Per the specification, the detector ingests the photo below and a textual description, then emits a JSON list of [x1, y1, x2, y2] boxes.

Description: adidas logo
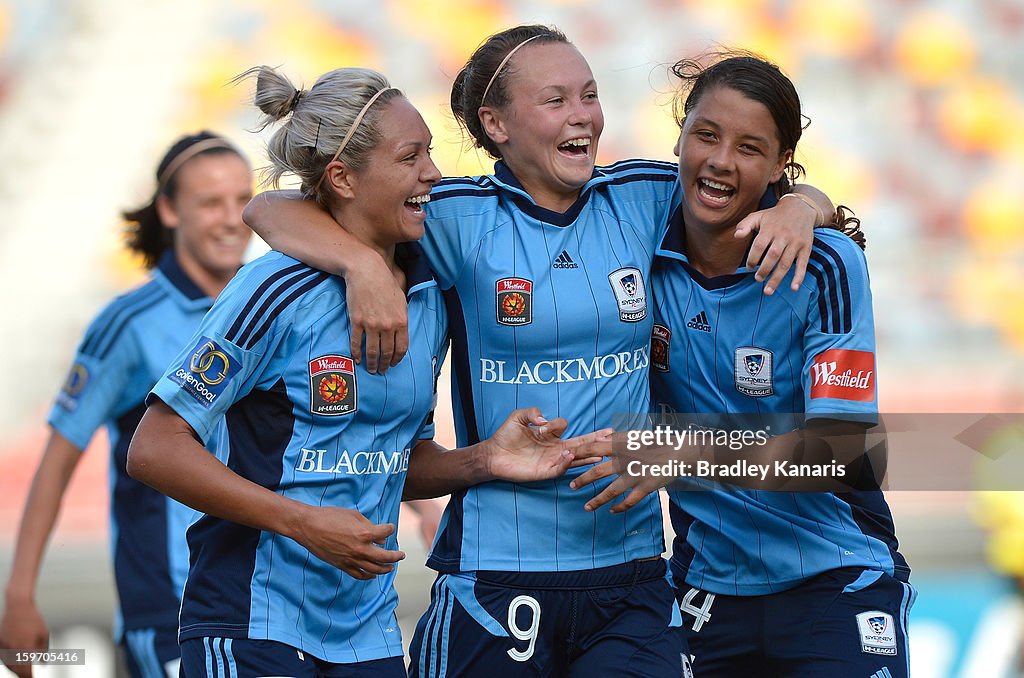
[[552, 250, 579, 269], [686, 311, 711, 333]]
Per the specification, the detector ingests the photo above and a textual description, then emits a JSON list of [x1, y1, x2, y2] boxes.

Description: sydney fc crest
[[856, 611, 897, 656], [734, 346, 773, 397], [608, 267, 647, 322]]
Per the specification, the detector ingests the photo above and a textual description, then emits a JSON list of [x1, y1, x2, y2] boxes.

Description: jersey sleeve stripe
[[813, 239, 854, 333], [81, 284, 165, 358], [435, 176, 490, 189], [224, 262, 309, 341], [806, 265, 833, 334], [604, 173, 677, 187], [429, 187, 500, 203], [240, 272, 331, 350], [600, 158, 677, 173], [809, 251, 847, 334], [227, 268, 323, 347]]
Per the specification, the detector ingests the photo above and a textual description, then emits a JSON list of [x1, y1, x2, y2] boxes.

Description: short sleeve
[[150, 257, 326, 443], [47, 305, 142, 451], [803, 232, 877, 423]]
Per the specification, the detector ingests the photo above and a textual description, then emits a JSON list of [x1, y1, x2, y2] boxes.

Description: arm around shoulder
[[243, 189, 408, 372]]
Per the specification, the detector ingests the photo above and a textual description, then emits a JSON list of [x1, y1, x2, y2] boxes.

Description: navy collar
[[156, 250, 209, 301], [490, 161, 600, 227], [655, 206, 753, 290], [395, 242, 436, 296]]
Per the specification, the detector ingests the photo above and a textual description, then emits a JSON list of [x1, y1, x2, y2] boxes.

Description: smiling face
[[480, 41, 604, 212], [158, 152, 253, 287], [340, 96, 441, 252], [675, 85, 791, 234]]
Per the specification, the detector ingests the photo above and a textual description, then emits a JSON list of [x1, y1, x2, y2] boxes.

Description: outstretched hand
[[485, 408, 613, 483], [296, 506, 405, 580], [735, 194, 817, 295], [570, 433, 677, 513]]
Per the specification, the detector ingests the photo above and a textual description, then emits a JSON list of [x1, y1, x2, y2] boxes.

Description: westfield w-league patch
[[497, 277, 533, 326], [652, 324, 671, 372], [309, 355, 357, 416]]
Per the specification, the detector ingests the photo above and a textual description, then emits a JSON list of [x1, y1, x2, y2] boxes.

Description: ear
[[155, 194, 179, 230], [770, 149, 793, 184], [478, 106, 510, 146], [324, 160, 357, 200], [672, 130, 683, 158]]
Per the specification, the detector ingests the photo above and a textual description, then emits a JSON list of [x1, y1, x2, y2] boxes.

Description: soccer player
[[575, 54, 914, 677], [0, 132, 253, 678], [241, 25, 836, 677], [126, 65, 601, 678]]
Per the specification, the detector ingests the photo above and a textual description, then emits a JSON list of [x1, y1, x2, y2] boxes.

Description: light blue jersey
[[150, 245, 447, 663], [651, 222, 909, 596], [422, 160, 678, 573], [48, 252, 210, 637]]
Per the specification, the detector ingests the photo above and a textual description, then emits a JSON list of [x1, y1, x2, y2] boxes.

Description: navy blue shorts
[[122, 626, 180, 678], [409, 558, 689, 677], [674, 567, 916, 677], [179, 637, 407, 678]]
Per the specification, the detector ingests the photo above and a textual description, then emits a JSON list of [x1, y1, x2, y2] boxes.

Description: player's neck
[[684, 223, 750, 278], [328, 205, 405, 291], [173, 252, 236, 299]]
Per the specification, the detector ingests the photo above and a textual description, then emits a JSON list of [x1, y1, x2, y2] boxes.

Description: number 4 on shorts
[[679, 587, 715, 632]]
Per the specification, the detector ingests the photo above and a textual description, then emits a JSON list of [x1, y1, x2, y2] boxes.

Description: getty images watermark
[[624, 424, 848, 484], [606, 412, 1024, 491]]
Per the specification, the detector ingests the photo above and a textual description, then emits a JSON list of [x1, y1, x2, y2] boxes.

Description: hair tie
[[287, 88, 304, 114], [481, 35, 542, 105]]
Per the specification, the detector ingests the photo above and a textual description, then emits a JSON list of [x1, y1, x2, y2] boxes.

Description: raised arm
[[736, 183, 835, 295], [243, 190, 408, 373], [0, 432, 82, 678], [127, 400, 405, 580]]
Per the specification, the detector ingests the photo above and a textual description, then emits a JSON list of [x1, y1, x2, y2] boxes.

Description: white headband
[[481, 35, 542, 105], [318, 86, 398, 189], [157, 138, 235, 190]]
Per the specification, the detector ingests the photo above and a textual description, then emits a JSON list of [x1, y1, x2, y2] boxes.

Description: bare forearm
[[4, 433, 81, 602], [403, 439, 493, 500], [243, 190, 376, 275]]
